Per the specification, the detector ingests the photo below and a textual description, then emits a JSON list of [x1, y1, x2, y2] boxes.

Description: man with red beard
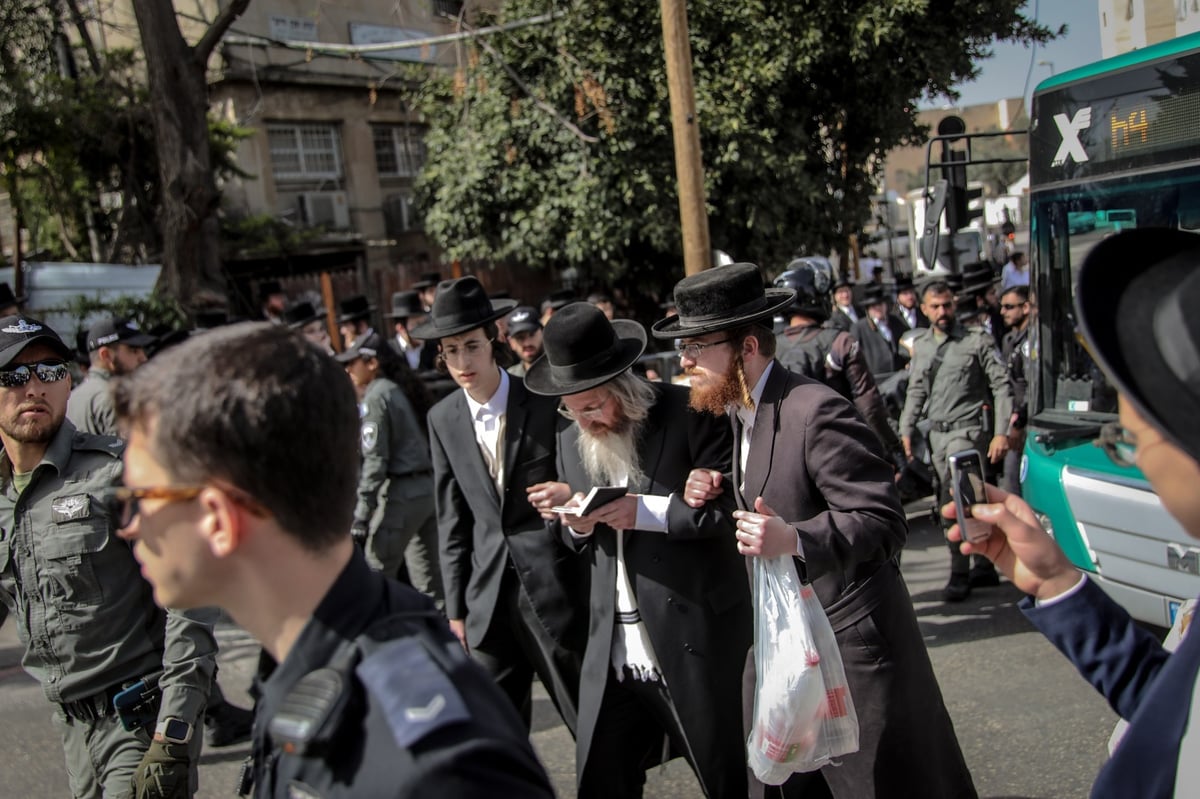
[[0, 316, 217, 797], [657, 264, 976, 799], [525, 302, 749, 799]]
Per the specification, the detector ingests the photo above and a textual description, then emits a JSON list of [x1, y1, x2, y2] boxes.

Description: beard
[[688, 356, 751, 416], [1, 402, 63, 445], [577, 416, 644, 487]]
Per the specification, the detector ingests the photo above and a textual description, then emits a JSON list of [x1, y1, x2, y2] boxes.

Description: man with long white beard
[[524, 302, 750, 799]]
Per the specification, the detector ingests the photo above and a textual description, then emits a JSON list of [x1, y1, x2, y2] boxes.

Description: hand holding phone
[[949, 449, 992, 544]]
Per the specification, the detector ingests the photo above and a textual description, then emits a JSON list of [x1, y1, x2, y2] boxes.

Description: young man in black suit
[[412, 278, 584, 734]]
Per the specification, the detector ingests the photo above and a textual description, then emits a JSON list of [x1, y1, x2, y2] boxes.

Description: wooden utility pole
[[660, 0, 710, 276]]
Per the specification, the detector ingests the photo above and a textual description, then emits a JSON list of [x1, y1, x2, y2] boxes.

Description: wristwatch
[[154, 717, 194, 744]]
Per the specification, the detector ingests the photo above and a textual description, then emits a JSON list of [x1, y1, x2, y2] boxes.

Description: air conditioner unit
[[298, 191, 351, 230]]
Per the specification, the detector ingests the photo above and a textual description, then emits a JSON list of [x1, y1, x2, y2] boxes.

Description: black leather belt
[[932, 420, 974, 433], [59, 684, 122, 722]]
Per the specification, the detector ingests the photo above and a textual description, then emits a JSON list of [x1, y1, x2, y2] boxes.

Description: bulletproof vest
[[778, 327, 854, 401]]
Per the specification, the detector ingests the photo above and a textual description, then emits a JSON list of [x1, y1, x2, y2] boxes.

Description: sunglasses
[[0, 360, 69, 388]]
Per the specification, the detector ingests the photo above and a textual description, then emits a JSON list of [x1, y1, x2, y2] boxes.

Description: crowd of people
[[0, 231, 1192, 798]]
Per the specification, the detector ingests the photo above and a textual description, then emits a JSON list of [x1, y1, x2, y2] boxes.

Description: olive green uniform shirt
[[355, 377, 433, 526], [899, 324, 1014, 439], [65, 366, 117, 436], [0, 420, 215, 723]]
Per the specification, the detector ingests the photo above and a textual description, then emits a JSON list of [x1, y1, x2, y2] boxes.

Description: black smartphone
[[948, 449, 991, 543]]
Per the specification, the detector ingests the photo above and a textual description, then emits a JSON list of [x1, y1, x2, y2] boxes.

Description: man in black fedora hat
[[526, 302, 748, 799], [411, 277, 584, 735], [829, 276, 860, 332], [943, 228, 1200, 797], [851, 283, 907, 377], [337, 295, 377, 351], [661, 263, 976, 799], [411, 272, 443, 313], [257, 279, 287, 324], [283, 299, 333, 354], [893, 274, 928, 331], [385, 290, 434, 371]]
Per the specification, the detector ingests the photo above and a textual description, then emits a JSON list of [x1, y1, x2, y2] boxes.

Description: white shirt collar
[[465, 367, 509, 422]]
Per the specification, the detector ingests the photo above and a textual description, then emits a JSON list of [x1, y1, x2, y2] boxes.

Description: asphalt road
[[0, 502, 1120, 798]]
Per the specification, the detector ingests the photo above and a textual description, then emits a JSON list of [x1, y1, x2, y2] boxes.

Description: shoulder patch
[[356, 636, 471, 750], [361, 422, 379, 451]]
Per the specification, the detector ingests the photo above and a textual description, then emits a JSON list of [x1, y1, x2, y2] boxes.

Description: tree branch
[[193, 0, 251, 65]]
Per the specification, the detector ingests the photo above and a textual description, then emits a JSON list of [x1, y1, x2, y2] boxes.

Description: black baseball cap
[[0, 316, 72, 368], [505, 306, 541, 335], [86, 317, 156, 352]]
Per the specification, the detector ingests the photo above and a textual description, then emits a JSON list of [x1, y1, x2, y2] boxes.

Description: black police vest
[[778, 327, 854, 401]]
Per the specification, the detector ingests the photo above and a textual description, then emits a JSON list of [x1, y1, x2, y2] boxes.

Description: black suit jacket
[[556, 383, 749, 797], [737, 364, 975, 796], [428, 378, 582, 651], [850, 314, 905, 377]]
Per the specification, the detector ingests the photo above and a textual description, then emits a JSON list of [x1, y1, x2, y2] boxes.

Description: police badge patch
[[51, 495, 91, 522], [361, 422, 379, 451]]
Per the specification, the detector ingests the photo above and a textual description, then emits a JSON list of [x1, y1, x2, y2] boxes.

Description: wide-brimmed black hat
[[651, 263, 794, 339], [408, 277, 516, 340], [283, 300, 324, 329], [861, 283, 891, 307], [1077, 228, 1200, 464], [894, 274, 916, 291], [411, 272, 443, 291], [541, 289, 576, 314], [525, 302, 647, 396], [956, 263, 995, 300], [386, 291, 425, 320], [258, 280, 285, 303], [337, 295, 374, 324], [831, 276, 854, 292], [0, 316, 72, 368]]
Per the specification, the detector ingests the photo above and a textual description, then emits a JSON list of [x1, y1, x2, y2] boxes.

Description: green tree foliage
[[414, 1, 1057, 289]]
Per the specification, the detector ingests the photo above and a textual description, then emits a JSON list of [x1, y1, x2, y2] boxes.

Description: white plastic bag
[[747, 555, 859, 784]]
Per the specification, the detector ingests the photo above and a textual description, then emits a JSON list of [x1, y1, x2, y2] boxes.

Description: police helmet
[[774, 260, 832, 323]]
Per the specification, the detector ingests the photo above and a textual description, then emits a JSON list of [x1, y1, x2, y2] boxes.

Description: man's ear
[[742, 334, 759, 359], [198, 486, 242, 558]]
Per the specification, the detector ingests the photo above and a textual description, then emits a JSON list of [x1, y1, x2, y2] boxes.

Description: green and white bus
[[1023, 32, 1200, 628]]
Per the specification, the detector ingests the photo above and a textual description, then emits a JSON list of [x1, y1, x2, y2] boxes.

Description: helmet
[[774, 260, 832, 322]]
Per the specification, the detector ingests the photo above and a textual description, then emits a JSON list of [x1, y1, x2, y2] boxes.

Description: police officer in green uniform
[[0, 315, 216, 798], [108, 321, 554, 798], [338, 338, 443, 607], [899, 280, 1013, 601], [66, 317, 154, 435]]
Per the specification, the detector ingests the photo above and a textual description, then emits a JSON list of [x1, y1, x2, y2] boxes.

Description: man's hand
[[683, 468, 724, 508], [527, 481, 572, 520], [1007, 427, 1026, 451], [901, 435, 913, 461], [133, 740, 190, 799], [350, 521, 369, 548], [448, 618, 469, 654], [732, 497, 799, 558], [943, 483, 1082, 602], [559, 493, 596, 536], [578, 495, 638, 532], [986, 434, 1010, 463]]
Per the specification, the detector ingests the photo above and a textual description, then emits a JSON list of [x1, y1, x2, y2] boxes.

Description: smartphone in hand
[[949, 449, 992, 543]]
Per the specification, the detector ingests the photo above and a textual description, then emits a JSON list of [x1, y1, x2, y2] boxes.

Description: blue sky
[[923, 4, 1103, 109]]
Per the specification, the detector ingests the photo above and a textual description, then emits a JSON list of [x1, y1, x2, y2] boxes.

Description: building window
[[373, 125, 427, 178], [383, 193, 423, 235], [268, 124, 343, 180]]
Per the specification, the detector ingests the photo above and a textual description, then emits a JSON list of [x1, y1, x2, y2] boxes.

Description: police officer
[[109, 321, 552, 797], [999, 285, 1034, 495], [773, 265, 905, 464], [899, 280, 1013, 601], [66, 316, 155, 435], [0, 315, 217, 797], [337, 340, 442, 607]]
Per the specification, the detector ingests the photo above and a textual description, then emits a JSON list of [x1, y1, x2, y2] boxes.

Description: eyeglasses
[[440, 339, 492, 361], [1094, 422, 1137, 468], [558, 393, 612, 421], [676, 339, 731, 360], [0, 360, 69, 388], [102, 485, 205, 529]]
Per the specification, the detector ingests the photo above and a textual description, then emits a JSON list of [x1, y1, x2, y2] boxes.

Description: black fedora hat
[[407, 277, 517, 340], [283, 300, 324, 329], [525, 302, 647, 396], [386, 290, 425, 320], [861, 283, 891, 307], [1077, 228, 1200, 463], [894, 274, 916, 291], [411, 272, 442, 291], [258, 280, 285, 302], [830, 276, 854, 292], [337, 295, 374, 324], [651, 263, 794, 339]]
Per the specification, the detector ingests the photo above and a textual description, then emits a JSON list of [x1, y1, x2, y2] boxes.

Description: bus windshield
[[1031, 167, 1200, 424]]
